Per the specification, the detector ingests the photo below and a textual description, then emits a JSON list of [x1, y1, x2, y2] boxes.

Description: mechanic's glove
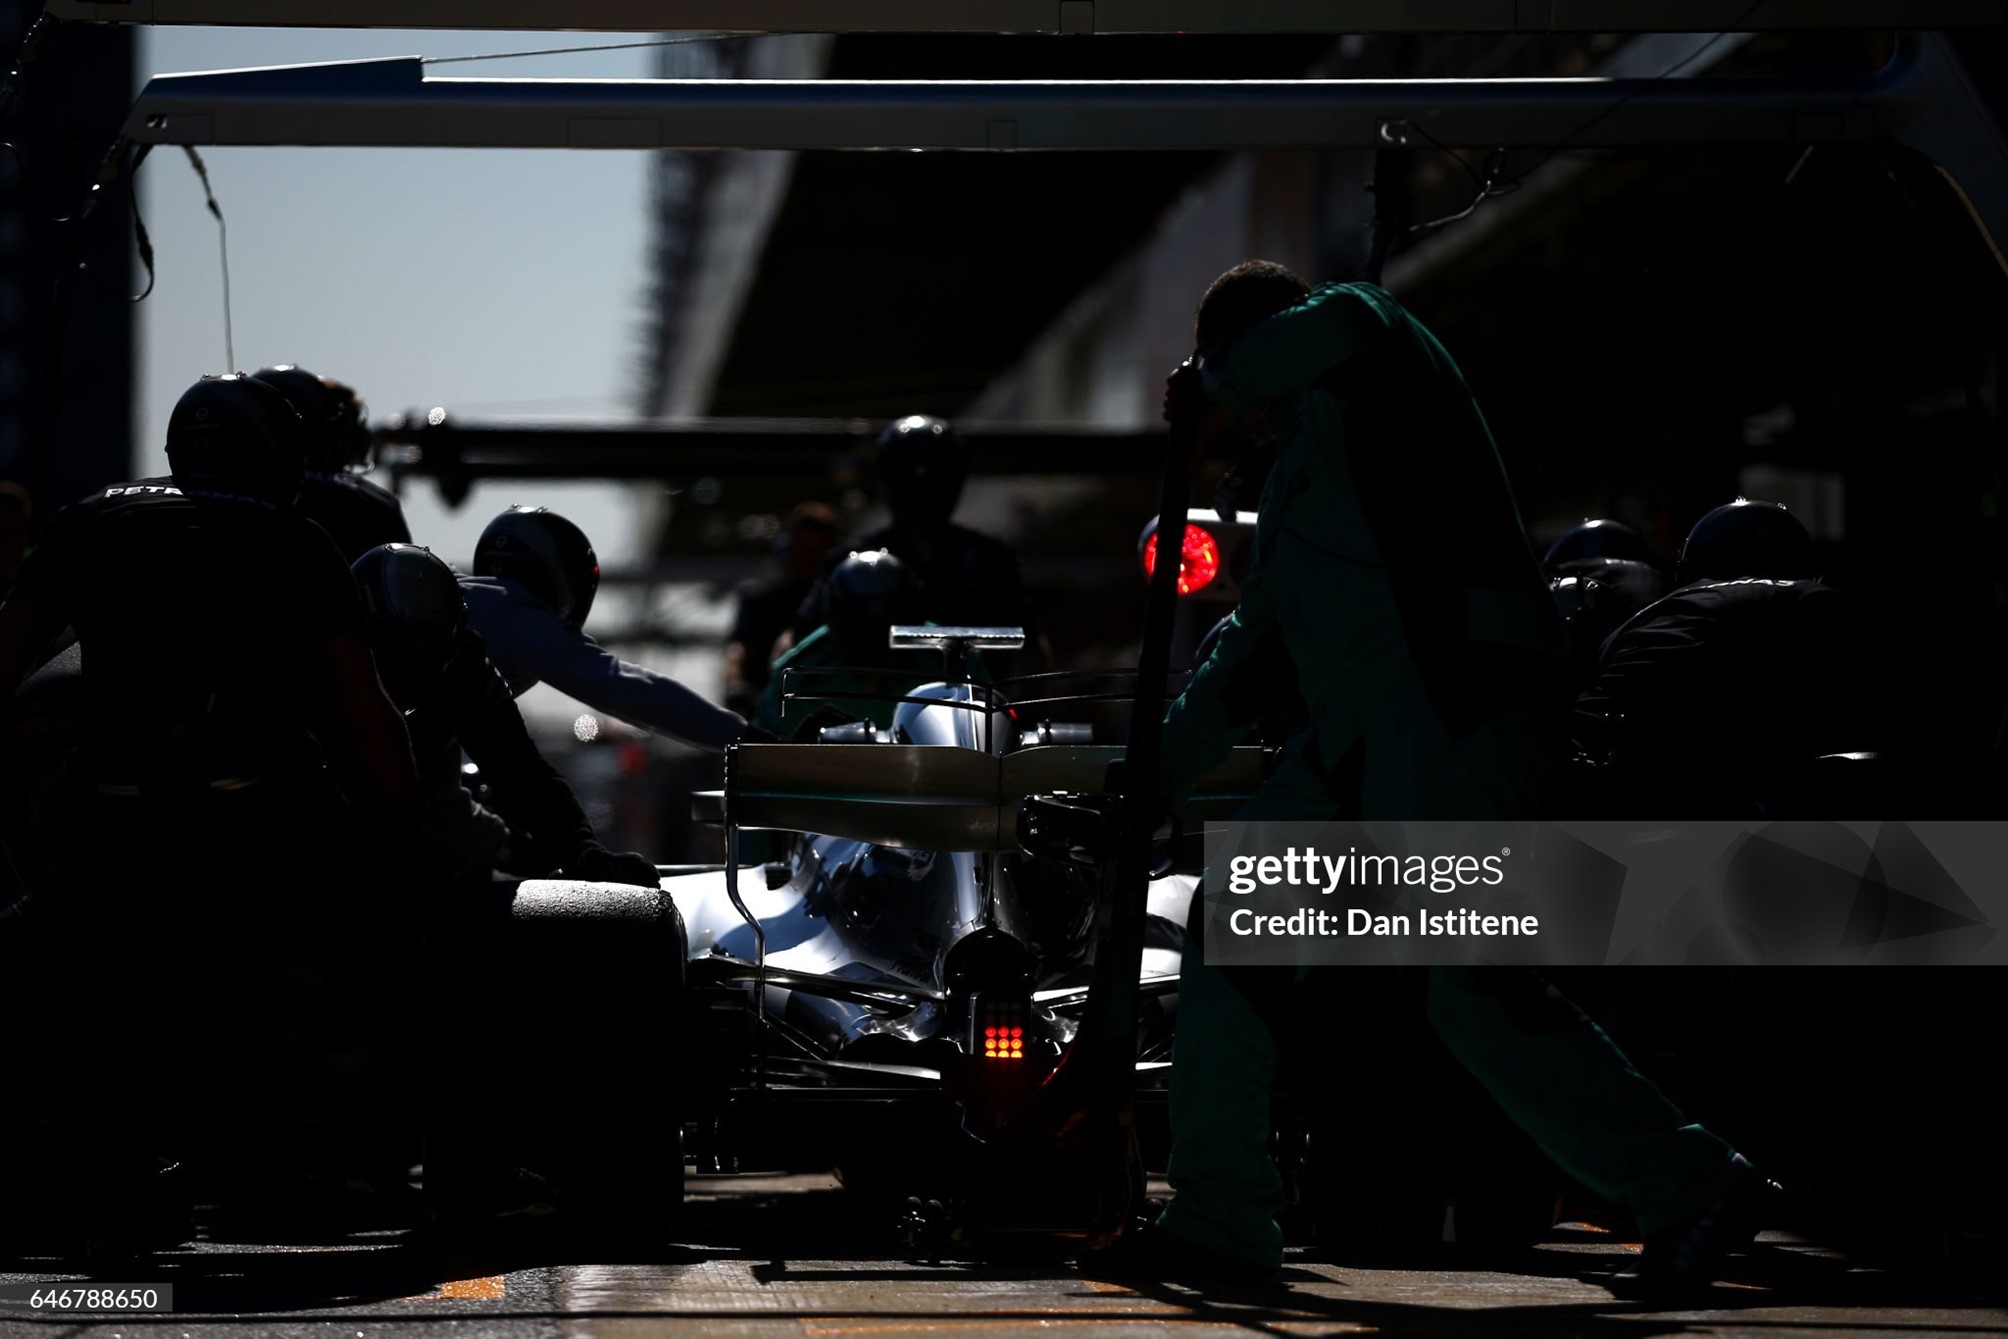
[[561, 845, 661, 888], [739, 725, 782, 745], [1162, 357, 1204, 422], [1162, 358, 1233, 455]]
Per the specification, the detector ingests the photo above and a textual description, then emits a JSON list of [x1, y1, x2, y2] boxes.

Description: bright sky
[[134, 26, 665, 573]]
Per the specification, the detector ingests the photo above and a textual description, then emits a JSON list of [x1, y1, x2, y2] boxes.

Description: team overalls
[[1153, 284, 1741, 1268]]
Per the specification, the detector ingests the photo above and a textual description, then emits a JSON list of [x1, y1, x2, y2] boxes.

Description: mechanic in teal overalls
[[1134, 262, 1767, 1286]]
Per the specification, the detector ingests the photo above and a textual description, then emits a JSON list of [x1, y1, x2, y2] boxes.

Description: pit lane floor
[[2, 1173, 2002, 1339]]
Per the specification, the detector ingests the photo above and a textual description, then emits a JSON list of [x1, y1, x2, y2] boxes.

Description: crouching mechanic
[[351, 542, 660, 886], [1542, 518, 1669, 694], [461, 505, 760, 750], [352, 541, 667, 1234], [1574, 498, 1887, 815], [1123, 261, 1770, 1288], [0, 374, 431, 1253]]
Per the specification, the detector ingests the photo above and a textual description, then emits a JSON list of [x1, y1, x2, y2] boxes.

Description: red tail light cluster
[[1142, 524, 1222, 596], [979, 999, 1028, 1061]]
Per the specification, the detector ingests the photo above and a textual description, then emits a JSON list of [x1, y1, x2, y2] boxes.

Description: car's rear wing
[[693, 743, 1263, 850]]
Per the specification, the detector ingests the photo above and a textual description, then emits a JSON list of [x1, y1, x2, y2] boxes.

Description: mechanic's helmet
[[351, 543, 466, 713], [1544, 518, 1653, 573], [251, 364, 356, 473], [473, 505, 600, 629], [824, 548, 924, 666], [1551, 558, 1667, 660], [166, 372, 309, 507], [1676, 498, 1817, 587], [322, 379, 373, 470], [874, 415, 968, 523]]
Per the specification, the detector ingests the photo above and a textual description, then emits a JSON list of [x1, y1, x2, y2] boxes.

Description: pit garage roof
[[701, 34, 1332, 418]]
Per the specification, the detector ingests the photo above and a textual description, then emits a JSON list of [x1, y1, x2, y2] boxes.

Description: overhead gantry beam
[[119, 39, 1932, 152], [95, 32, 2008, 272], [42, 0, 2008, 33]]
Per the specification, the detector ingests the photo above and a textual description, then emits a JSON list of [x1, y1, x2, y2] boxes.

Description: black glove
[[1162, 357, 1234, 457], [561, 846, 661, 888], [1161, 357, 1208, 427]]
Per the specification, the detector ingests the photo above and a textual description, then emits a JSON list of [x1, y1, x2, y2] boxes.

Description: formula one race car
[[631, 627, 1259, 1228]]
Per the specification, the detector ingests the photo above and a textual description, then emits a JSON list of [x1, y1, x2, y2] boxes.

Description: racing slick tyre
[[505, 879, 690, 1245]]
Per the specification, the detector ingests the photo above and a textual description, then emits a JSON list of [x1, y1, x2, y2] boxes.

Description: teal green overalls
[[1153, 283, 1740, 1268]]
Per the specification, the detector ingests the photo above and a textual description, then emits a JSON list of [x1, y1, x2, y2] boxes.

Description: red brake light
[[1142, 525, 1222, 596], [981, 1011, 1026, 1061]]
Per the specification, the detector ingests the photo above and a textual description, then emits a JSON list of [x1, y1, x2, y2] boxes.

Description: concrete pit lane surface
[[3, 1173, 2004, 1338]]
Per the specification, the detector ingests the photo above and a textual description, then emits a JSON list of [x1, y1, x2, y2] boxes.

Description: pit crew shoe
[[1080, 1219, 1281, 1288], [1619, 1154, 1781, 1294]]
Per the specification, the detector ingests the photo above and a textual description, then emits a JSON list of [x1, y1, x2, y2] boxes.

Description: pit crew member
[[352, 541, 660, 886], [252, 364, 412, 562], [458, 505, 760, 750], [1124, 261, 1769, 1288]]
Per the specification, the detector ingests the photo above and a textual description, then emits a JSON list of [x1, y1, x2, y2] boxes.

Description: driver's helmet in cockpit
[[825, 548, 925, 668]]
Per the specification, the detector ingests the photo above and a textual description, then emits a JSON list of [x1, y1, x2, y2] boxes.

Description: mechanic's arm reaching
[[441, 629, 658, 886], [1198, 282, 1399, 410], [1153, 351, 1306, 806], [1153, 287, 1398, 802], [472, 585, 748, 750]]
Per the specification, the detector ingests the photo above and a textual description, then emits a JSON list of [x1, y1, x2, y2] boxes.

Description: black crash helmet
[[1544, 518, 1655, 573], [165, 372, 308, 507], [351, 542, 467, 713], [1677, 499, 1817, 587], [825, 548, 924, 665], [250, 363, 353, 473], [874, 414, 969, 522], [473, 505, 601, 629]]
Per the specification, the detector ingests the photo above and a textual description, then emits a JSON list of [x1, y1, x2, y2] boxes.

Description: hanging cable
[[126, 144, 155, 302], [1363, 145, 1415, 285], [181, 146, 233, 369], [1393, 5, 1763, 242], [34, 134, 145, 519], [0, 7, 59, 128], [1398, 122, 1515, 240], [66, 141, 155, 305], [1503, 15, 1759, 186]]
